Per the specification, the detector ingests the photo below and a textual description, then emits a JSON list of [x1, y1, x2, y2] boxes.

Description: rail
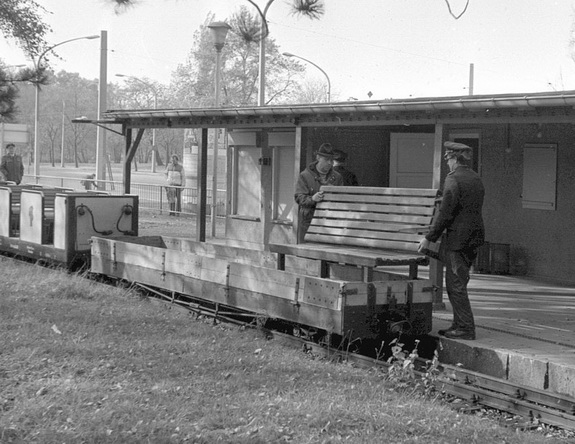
[[136, 282, 575, 433]]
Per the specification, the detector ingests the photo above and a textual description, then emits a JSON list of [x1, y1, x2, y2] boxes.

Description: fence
[[22, 174, 227, 217]]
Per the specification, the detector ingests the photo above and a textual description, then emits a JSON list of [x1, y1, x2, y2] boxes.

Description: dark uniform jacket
[[0, 154, 24, 184], [426, 165, 485, 251], [333, 165, 359, 186], [295, 161, 343, 238]]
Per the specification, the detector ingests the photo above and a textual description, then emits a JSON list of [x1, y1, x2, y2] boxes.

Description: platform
[[432, 272, 575, 398]]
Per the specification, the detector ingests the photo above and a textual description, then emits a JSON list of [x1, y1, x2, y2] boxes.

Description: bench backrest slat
[[305, 185, 440, 252], [319, 201, 436, 216], [313, 209, 433, 225]]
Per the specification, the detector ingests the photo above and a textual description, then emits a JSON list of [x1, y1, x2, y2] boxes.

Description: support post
[[95, 30, 108, 189], [197, 128, 208, 242], [432, 123, 445, 310]]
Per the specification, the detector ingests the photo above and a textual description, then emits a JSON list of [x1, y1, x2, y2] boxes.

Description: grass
[[0, 257, 571, 443]]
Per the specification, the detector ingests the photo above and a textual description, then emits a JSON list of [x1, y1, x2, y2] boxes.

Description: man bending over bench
[[294, 143, 343, 242]]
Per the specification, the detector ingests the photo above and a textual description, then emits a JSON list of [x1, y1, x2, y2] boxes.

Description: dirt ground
[[137, 209, 225, 239]]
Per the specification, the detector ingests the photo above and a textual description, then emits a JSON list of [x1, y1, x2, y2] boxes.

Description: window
[[270, 132, 296, 223], [233, 146, 261, 218], [522, 143, 557, 210], [228, 131, 260, 219]]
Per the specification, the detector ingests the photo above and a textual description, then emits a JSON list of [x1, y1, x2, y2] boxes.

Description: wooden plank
[[270, 242, 427, 267], [329, 263, 409, 282], [372, 279, 433, 304], [199, 256, 229, 285], [309, 219, 429, 234], [306, 226, 421, 243], [343, 279, 433, 307], [312, 210, 432, 225], [319, 194, 438, 206], [305, 233, 418, 252], [316, 201, 436, 215], [321, 185, 439, 197], [229, 262, 301, 301]]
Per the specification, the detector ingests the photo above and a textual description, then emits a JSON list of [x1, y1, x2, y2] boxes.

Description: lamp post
[[283, 52, 331, 103], [33, 35, 100, 178], [208, 21, 231, 237], [115, 73, 159, 172]]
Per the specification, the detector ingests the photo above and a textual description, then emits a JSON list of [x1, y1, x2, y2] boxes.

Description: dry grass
[[0, 257, 570, 443]]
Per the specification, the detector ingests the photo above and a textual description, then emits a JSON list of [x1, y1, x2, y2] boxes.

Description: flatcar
[[0, 184, 138, 268], [90, 186, 437, 344]]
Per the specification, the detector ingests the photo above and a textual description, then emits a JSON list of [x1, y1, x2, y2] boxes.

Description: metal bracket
[[112, 243, 117, 271], [225, 264, 230, 298], [292, 277, 300, 306]]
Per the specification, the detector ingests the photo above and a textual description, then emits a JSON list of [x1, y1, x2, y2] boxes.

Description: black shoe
[[438, 326, 456, 336], [443, 329, 476, 340]]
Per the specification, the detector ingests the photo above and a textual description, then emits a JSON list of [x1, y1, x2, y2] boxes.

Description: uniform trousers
[[444, 248, 478, 333]]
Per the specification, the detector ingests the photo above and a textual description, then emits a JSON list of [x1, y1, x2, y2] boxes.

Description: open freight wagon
[[90, 235, 433, 341]]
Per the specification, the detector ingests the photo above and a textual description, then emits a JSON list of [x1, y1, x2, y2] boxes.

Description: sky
[[2, 0, 575, 102]]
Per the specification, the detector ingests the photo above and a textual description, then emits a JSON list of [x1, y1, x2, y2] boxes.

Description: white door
[[390, 133, 435, 188]]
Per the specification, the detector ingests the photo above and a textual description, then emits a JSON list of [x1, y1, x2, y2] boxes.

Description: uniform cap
[[444, 141, 473, 160], [316, 143, 334, 159], [332, 149, 348, 162]]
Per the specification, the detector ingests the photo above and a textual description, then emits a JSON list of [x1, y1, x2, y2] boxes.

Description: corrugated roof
[[103, 90, 575, 121]]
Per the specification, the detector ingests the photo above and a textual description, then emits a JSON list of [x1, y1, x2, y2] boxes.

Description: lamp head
[[208, 21, 231, 51]]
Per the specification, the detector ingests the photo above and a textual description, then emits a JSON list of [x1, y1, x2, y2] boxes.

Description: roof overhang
[[99, 90, 575, 130]]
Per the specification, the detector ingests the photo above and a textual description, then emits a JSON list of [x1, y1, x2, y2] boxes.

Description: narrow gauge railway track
[[5, 251, 575, 435], [131, 281, 575, 434]]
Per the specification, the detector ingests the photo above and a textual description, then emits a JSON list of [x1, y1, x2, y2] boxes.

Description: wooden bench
[[269, 186, 441, 281]]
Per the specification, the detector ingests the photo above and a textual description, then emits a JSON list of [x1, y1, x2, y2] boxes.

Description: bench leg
[[408, 263, 418, 279], [319, 261, 329, 278], [276, 253, 285, 271]]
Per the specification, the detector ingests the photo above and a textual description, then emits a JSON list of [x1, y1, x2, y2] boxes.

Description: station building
[[102, 90, 575, 285]]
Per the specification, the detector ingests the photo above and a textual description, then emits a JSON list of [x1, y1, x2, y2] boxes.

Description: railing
[[22, 174, 227, 217]]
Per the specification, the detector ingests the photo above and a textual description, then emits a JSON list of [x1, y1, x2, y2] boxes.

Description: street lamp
[[115, 73, 159, 172], [208, 21, 231, 237], [283, 52, 331, 103], [33, 35, 100, 178]]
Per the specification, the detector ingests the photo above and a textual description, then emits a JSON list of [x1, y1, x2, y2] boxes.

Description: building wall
[[474, 123, 575, 283]]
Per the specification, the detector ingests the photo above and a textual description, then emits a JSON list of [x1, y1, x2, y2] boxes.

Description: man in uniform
[[419, 141, 485, 340], [0, 143, 24, 184]]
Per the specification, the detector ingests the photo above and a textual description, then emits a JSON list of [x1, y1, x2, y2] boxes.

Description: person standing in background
[[81, 173, 99, 190], [0, 144, 24, 185], [332, 149, 359, 186], [165, 154, 186, 216]]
